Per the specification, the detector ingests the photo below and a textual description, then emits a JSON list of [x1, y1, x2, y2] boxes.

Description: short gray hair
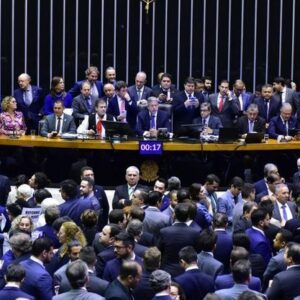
[[149, 269, 171, 292], [9, 232, 32, 253]]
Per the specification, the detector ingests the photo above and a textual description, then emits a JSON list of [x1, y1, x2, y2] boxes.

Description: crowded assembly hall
[[1, 1, 300, 300]]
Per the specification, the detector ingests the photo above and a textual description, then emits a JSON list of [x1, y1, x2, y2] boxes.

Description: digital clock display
[[139, 141, 163, 155]]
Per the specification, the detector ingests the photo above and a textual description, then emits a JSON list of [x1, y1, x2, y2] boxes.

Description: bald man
[[13, 73, 44, 132], [127, 72, 152, 103]]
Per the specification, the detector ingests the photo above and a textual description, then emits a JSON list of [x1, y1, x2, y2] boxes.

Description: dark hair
[[60, 179, 78, 199], [67, 240, 82, 252], [184, 77, 195, 85], [6, 264, 26, 282], [33, 172, 50, 189], [156, 177, 167, 187], [50, 76, 66, 98], [109, 209, 124, 224], [52, 216, 72, 232], [130, 206, 145, 221], [286, 242, 300, 264], [148, 191, 162, 206], [278, 228, 293, 244], [232, 259, 251, 284], [44, 206, 60, 225], [34, 188, 52, 205], [7, 203, 22, 219], [232, 232, 250, 251], [16, 174, 28, 188], [213, 213, 228, 228], [259, 200, 274, 218], [115, 80, 128, 91], [32, 237, 53, 257], [266, 173, 281, 184], [273, 76, 286, 86], [161, 73, 172, 81], [81, 176, 94, 188], [95, 98, 107, 108], [205, 174, 220, 184], [179, 246, 197, 264], [219, 79, 229, 85], [119, 261, 140, 280], [115, 231, 135, 248], [201, 75, 212, 82], [242, 201, 257, 215], [230, 176, 244, 188], [189, 183, 201, 202], [177, 188, 190, 203], [167, 177, 181, 190], [107, 223, 122, 238], [230, 246, 249, 266], [170, 282, 186, 300], [80, 209, 98, 227], [199, 229, 217, 251], [175, 203, 190, 222], [250, 208, 268, 226], [241, 183, 255, 199], [238, 291, 263, 300], [186, 201, 197, 220], [66, 259, 88, 289], [80, 166, 93, 176], [79, 246, 96, 266]]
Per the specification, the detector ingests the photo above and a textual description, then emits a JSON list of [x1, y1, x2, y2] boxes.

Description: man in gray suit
[[40, 100, 77, 137], [53, 259, 104, 300]]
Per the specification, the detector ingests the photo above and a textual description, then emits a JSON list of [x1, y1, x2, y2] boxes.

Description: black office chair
[[158, 103, 173, 132]]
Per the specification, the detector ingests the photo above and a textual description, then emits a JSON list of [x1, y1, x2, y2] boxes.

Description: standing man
[[112, 166, 145, 209], [231, 80, 252, 116], [40, 100, 76, 138], [201, 76, 213, 101], [79, 177, 100, 215], [127, 71, 152, 103], [208, 79, 240, 128], [104, 66, 117, 85], [14, 73, 44, 132], [69, 66, 103, 99], [102, 83, 117, 106]]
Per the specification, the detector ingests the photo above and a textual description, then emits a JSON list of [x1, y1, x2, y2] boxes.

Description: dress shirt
[[91, 83, 99, 98], [23, 85, 33, 106], [276, 200, 293, 223], [281, 87, 287, 103], [55, 114, 64, 134], [30, 255, 45, 268], [136, 87, 144, 100], [77, 114, 112, 137], [252, 226, 265, 236]]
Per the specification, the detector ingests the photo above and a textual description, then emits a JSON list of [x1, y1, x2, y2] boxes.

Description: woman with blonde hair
[[46, 221, 87, 275], [0, 96, 26, 135]]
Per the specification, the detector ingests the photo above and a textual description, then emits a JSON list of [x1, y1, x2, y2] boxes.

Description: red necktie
[[96, 119, 103, 137], [219, 97, 224, 112]]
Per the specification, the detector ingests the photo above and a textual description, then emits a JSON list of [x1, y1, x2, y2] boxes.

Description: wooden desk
[[0, 135, 300, 151]]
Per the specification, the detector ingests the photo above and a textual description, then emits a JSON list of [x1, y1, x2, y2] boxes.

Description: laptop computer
[[245, 132, 264, 144], [218, 127, 239, 143]]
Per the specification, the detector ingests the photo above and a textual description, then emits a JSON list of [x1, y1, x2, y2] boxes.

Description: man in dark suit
[[13, 73, 44, 132], [268, 102, 299, 140], [40, 100, 76, 137], [253, 84, 281, 124], [127, 71, 152, 103], [53, 259, 105, 300], [232, 79, 253, 116], [103, 232, 143, 282], [236, 103, 266, 137], [173, 77, 204, 134], [254, 163, 279, 195], [273, 76, 300, 114], [107, 80, 139, 130], [174, 246, 214, 300], [102, 83, 117, 106], [21, 237, 54, 300], [0, 264, 34, 300], [68, 66, 103, 99], [112, 166, 145, 209], [151, 73, 178, 104], [136, 97, 171, 137], [246, 208, 272, 268], [158, 203, 201, 277], [104, 66, 117, 85], [208, 79, 240, 128], [72, 80, 97, 125], [201, 75, 213, 101], [193, 102, 223, 135], [105, 261, 142, 300], [267, 242, 300, 300], [272, 183, 297, 226]]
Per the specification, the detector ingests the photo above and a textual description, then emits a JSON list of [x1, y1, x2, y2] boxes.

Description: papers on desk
[[200, 135, 219, 142], [61, 133, 78, 139]]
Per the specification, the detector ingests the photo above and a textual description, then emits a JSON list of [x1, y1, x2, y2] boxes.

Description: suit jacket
[[72, 94, 97, 122], [132, 270, 156, 300], [173, 91, 204, 133], [134, 243, 148, 258], [197, 251, 224, 279], [272, 200, 297, 223], [40, 113, 77, 137], [107, 95, 139, 130], [21, 258, 53, 300], [127, 85, 152, 102], [35, 224, 60, 249], [158, 223, 201, 277], [253, 97, 281, 123], [14, 85, 44, 131], [193, 115, 223, 135], [215, 273, 261, 292], [94, 185, 109, 230], [246, 227, 272, 267], [0, 286, 35, 300], [232, 91, 253, 114], [95, 246, 116, 278], [53, 288, 104, 300], [143, 206, 172, 238], [136, 109, 170, 136], [0, 175, 11, 206], [236, 115, 266, 135], [267, 265, 300, 300], [268, 115, 298, 138], [68, 80, 103, 99], [216, 283, 264, 300], [214, 229, 233, 274], [112, 183, 146, 209], [273, 87, 300, 113], [174, 269, 215, 300], [151, 85, 178, 102], [254, 178, 268, 195], [208, 93, 239, 128], [105, 278, 136, 300]]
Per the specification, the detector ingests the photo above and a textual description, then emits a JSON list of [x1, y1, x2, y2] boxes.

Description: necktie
[[265, 100, 270, 121], [281, 204, 288, 221], [96, 119, 103, 137], [91, 84, 98, 98], [86, 97, 92, 112], [233, 196, 238, 204], [284, 121, 288, 135], [24, 90, 31, 106], [219, 97, 224, 112], [249, 121, 254, 133], [202, 118, 206, 126], [128, 186, 134, 198], [137, 89, 142, 101], [279, 92, 283, 104], [236, 95, 241, 111], [150, 114, 155, 129], [56, 117, 61, 133], [208, 193, 217, 213]]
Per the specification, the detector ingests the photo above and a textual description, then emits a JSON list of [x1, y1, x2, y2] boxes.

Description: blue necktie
[[150, 114, 155, 129], [282, 205, 288, 221], [86, 97, 92, 112]]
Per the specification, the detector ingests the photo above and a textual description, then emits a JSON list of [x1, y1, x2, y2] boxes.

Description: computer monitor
[[101, 120, 136, 138]]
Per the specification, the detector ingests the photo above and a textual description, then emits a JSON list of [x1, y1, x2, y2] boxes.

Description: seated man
[[236, 103, 266, 138], [77, 98, 115, 139], [268, 102, 298, 140], [136, 97, 170, 137], [72, 81, 97, 125], [40, 100, 77, 138], [193, 102, 223, 135]]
